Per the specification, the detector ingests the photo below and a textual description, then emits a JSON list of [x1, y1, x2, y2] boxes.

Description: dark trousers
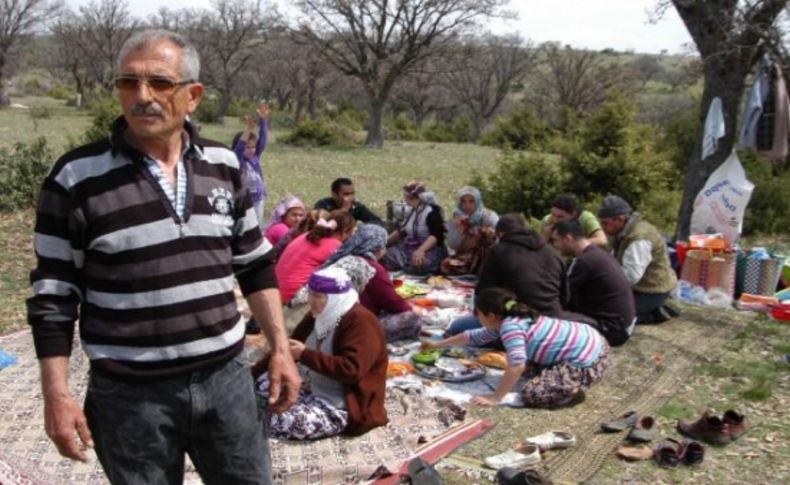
[[85, 355, 271, 485], [633, 291, 670, 323]]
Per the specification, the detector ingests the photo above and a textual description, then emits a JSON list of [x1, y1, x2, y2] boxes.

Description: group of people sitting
[[250, 177, 680, 440]]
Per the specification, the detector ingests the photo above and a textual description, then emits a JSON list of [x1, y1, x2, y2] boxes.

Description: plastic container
[[771, 303, 790, 321]]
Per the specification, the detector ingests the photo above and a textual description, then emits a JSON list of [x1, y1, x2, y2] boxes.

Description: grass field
[[1, 97, 789, 484]]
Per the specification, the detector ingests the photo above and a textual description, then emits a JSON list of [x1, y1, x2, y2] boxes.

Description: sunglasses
[[114, 76, 195, 92]]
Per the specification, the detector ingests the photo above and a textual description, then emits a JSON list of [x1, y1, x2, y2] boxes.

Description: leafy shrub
[[422, 117, 471, 143], [29, 106, 52, 119], [562, 95, 676, 210], [326, 102, 368, 130], [386, 114, 420, 141], [24, 76, 46, 96], [48, 84, 73, 101], [66, 96, 121, 150], [480, 105, 551, 150], [269, 109, 296, 130], [280, 118, 357, 147], [194, 95, 221, 123], [227, 97, 258, 118], [741, 152, 790, 235], [473, 150, 566, 219], [0, 138, 53, 211]]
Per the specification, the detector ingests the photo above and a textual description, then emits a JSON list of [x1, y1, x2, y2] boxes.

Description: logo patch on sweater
[[208, 187, 234, 226]]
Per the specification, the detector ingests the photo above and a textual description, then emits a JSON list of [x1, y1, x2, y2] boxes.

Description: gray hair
[[117, 29, 200, 81]]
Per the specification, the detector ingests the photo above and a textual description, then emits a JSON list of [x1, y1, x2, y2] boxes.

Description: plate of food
[[387, 362, 415, 378], [411, 349, 443, 365], [442, 347, 475, 359], [414, 361, 486, 383]]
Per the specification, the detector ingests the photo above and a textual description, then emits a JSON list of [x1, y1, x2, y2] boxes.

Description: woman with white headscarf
[[324, 224, 423, 341], [383, 181, 447, 275], [253, 267, 388, 439], [441, 186, 499, 275]]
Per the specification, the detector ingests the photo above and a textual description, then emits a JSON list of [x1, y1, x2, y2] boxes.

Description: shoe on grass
[[245, 317, 261, 335], [484, 444, 541, 470], [601, 411, 639, 432], [627, 416, 656, 443], [677, 410, 731, 445], [615, 446, 654, 462], [495, 467, 553, 485], [722, 409, 749, 441], [525, 431, 576, 451]]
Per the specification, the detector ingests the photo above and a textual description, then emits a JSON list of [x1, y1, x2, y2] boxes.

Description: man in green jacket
[[598, 195, 679, 324]]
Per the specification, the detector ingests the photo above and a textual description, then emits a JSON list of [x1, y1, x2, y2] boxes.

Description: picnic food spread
[[476, 351, 508, 369]]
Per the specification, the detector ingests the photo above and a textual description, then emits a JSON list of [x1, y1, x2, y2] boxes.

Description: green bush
[[422, 117, 471, 143], [742, 152, 790, 235], [269, 109, 296, 130], [48, 84, 73, 101], [280, 118, 357, 147], [473, 150, 566, 219], [66, 96, 121, 151], [326, 102, 368, 130], [29, 106, 52, 119], [562, 96, 676, 210], [227, 97, 258, 118], [194, 95, 221, 123], [23, 76, 46, 96], [0, 138, 53, 211], [386, 114, 420, 141], [480, 106, 551, 150]]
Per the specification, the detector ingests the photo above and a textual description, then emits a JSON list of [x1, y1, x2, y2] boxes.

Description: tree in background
[[390, 59, 451, 129], [442, 33, 534, 140], [51, 0, 137, 98], [293, 0, 509, 147], [666, 0, 787, 240], [528, 42, 635, 131], [185, 0, 273, 121], [0, 0, 62, 105]]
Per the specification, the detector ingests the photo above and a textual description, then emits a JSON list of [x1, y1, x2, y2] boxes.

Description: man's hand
[[266, 350, 301, 414], [44, 394, 93, 462]]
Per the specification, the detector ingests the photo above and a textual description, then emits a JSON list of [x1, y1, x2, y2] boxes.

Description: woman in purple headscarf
[[264, 195, 306, 245], [253, 267, 388, 439]]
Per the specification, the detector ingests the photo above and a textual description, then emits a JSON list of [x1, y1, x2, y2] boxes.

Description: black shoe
[[636, 312, 656, 325], [663, 304, 681, 318], [407, 457, 444, 485], [245, 317, 261, 335], [496, 467, 553, 485]]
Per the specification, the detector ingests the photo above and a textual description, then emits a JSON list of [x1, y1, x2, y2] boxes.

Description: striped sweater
[[27, 117, 277, 380], [466, 316, 606, 368]]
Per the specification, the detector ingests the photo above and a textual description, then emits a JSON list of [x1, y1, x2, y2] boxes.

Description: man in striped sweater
[[27, 29, 300, 483]]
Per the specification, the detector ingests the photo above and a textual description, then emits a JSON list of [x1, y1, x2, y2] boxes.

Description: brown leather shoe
[[677, 411, 730, 445], [722, 409, 749, 441]]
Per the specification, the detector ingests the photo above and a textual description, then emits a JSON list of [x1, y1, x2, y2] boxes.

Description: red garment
[[275, 233, 341, 302], [359, 257, 411, 315], [292, 304, 389, 436]]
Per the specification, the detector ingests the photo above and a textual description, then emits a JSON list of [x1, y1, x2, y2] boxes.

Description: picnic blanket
[[0, 329, 490, 485]]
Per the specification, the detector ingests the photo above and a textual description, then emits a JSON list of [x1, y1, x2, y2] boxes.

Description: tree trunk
[[365, 99, 385, 148], [0, 52, 8, 106], [216, 88, 232, 122], [675, 57, 749, 240]]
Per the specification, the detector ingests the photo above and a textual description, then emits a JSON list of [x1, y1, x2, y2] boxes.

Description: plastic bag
[[690, 152, 754, 244]]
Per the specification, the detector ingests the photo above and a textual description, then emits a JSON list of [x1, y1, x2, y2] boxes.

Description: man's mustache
[[131, 104, 164, 116]]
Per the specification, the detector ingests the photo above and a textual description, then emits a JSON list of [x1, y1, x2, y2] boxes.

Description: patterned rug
[[0, 330, 489, 485], [444, 303, 752, 483]]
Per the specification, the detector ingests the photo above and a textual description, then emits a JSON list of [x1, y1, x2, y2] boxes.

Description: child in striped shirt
[[423, 287, 609, 408]]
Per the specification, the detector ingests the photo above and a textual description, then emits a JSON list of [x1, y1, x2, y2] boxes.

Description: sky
[[65, 0, 694, 55]]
